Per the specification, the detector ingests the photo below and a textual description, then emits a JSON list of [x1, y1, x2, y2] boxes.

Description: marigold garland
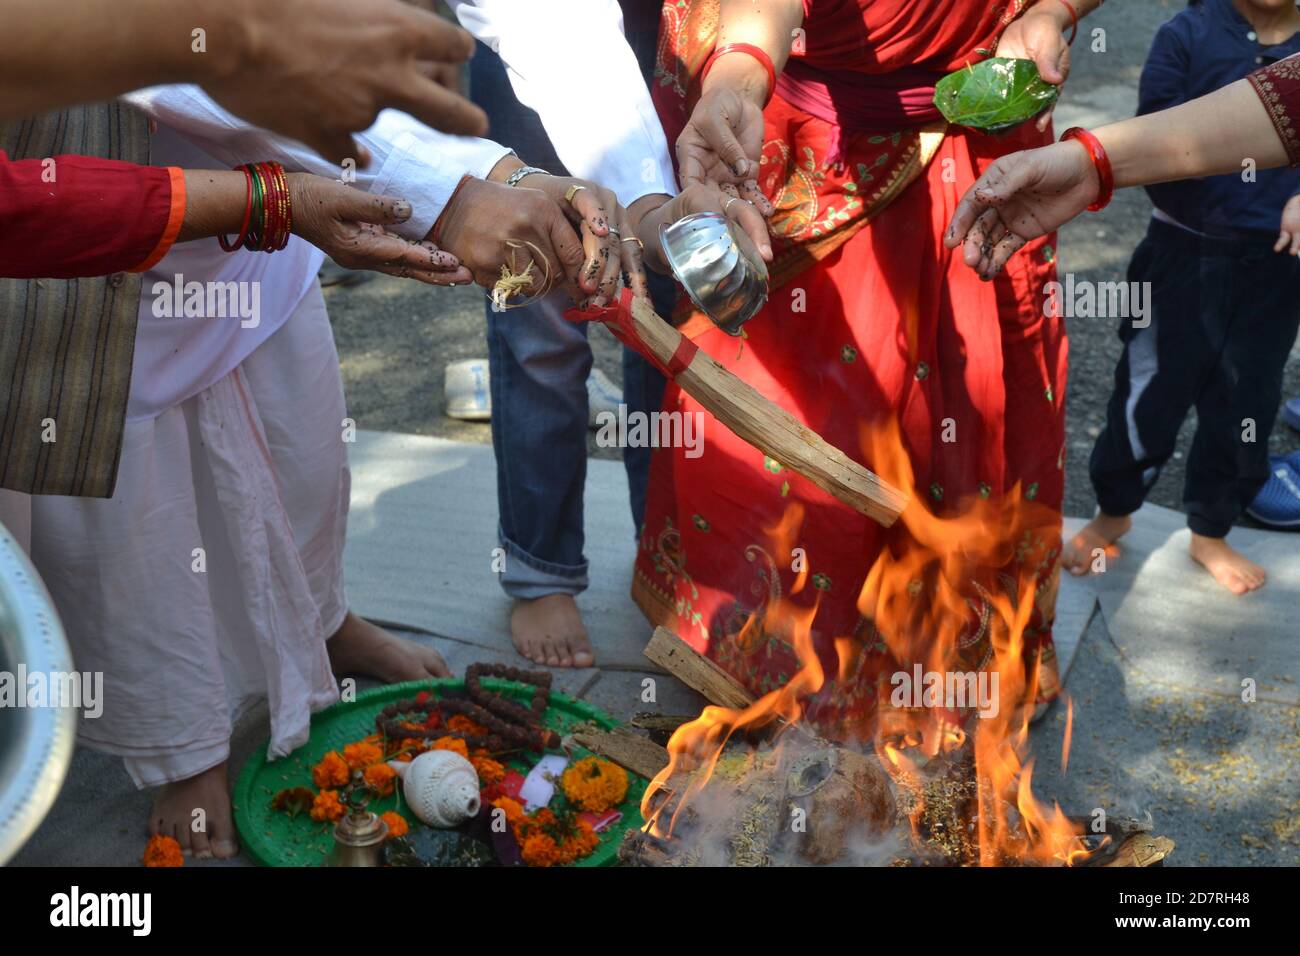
[[447, 713, 490, 736], [380, 811, 409, 840], [491, 796, 600, 866], [342, 740, 384, 771], [364, 762, 398, 797], [560, 757, 628, 813], [142, 834, 184, 867], [471, 755, 506, 786], [311, 750, 350, 789], [310, 789, 346, 822], [430, 736, 469, 758]]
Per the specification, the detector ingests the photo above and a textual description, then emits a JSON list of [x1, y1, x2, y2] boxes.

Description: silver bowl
[[660, 212, 769, 335], [0, 524, 75, 864]]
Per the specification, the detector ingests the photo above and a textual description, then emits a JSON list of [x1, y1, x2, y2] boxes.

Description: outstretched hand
[[943, 140, 1098, 279], [633, 183, 773, 276], [287, 173, 472, 285], [206, 0, 488, 167], [431, 177, 588, 300], [676, 86, 774, 216]]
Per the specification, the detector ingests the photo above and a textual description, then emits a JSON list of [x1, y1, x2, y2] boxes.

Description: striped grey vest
[[0, 103, 148, 498]]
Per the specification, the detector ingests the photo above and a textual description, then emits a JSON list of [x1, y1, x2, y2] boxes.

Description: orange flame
[[643, 417, 1094, 865]]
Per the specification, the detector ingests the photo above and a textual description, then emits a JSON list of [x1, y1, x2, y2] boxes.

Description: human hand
[[205, 0, 488, 166], [633, 183, 773, 275], [994, 3, 1073, 132], [676, 85, 774, 216], [430, 177, 587, 301], [1275, 195, 1300, 255], [286, 173, 472, 285], [943, 139, 1098, 278], [510, 171, 647, 304]]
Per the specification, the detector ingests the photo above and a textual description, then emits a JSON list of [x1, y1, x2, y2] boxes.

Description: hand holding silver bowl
[[659, 211, 770, 336]]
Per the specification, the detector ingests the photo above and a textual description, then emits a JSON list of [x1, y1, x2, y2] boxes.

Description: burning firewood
[[614, 627, 1175, 867]]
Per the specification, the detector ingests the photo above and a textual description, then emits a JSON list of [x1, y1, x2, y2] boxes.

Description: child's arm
[[1274, 194, 1300, 256]]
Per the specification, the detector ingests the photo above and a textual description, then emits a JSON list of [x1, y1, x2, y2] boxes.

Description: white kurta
[[3, 287, 346, 786]]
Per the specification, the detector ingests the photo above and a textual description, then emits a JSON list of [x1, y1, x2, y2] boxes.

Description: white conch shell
[[388, 751, 481, 828]]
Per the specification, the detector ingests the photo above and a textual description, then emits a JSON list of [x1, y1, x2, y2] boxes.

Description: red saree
[[635, 0, 1067, 740]]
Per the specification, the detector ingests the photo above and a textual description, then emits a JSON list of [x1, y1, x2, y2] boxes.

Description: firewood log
[[627, 296, 908, 527]]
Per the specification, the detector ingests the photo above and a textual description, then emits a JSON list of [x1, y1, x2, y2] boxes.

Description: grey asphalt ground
[[15, 0, 1299, 868]]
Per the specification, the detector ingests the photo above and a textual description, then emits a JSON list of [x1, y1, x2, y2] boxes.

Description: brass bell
[[329, 769, 389, 866]]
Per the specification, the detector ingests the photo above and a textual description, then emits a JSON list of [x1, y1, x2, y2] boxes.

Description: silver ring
[[607, 226, 622, 238]]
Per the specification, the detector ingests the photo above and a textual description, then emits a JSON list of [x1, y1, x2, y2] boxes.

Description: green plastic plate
[[234, 678, 645, 867]]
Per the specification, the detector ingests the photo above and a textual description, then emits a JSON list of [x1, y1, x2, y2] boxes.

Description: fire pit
[[577, 628, 1174, 868]]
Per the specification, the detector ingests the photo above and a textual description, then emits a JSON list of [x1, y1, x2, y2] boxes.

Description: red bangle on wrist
[[1058, 0, 1079, 45], [700, 42, 776, 106], [1061, 126, 1114, 212], [218, 161, 292, 253]]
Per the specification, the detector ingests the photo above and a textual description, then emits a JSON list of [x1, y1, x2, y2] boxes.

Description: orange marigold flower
[[446, 714, 489, 736], [311, 750, 350, 789], [310, 789, 346, 822], [431, 736, 469, 758], [142, 834, 184, 868], [471, 756, 506, 786], [520, 833, 563, 867], [560, 757, 628, 813], [491, 796, 527, 828], [364, 762, 398, 797], [380, 811, 409, 840], [342, 741, 384, 771]]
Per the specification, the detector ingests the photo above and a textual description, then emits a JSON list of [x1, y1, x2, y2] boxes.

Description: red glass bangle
[[700, 42, 776, 106], [1061, 126, 1114, 212], [1058, 0, 1079, 45], [218, 165, 254, 252]]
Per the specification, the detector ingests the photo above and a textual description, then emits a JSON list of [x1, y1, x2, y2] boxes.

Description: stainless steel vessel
[[660, 211, 769, 335], [0, 524, 75, 864]]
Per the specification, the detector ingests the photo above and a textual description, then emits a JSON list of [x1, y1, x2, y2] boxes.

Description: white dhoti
[[0, 285, 346, 786]]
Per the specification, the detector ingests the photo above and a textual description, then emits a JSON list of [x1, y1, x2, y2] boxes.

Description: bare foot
[[150, 762, 239, 859], [511, 594, 594, 668], [1062, 511, 1132, 576], [1189, 533, 1266, 595], [327, 611, 450, 682]]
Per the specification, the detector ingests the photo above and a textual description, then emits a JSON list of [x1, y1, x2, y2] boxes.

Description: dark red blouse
[[1248, 54, 1300, 166], [0, 152, 184, 279]]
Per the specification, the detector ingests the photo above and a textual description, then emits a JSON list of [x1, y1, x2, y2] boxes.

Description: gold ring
[[723, 196, 740, 213], [564, 184, 587, 205], [620, 236, 643, 248]]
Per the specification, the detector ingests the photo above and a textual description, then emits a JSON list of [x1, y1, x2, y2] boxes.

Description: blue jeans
[[472, 43, 670, 599]]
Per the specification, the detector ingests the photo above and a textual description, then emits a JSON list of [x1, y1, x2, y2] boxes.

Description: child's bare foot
[[511, 594, 594, 668], [151, 762, 238, 859], [1062, 512, 1132, 575], [327, 611, 450, 682], [1189, 533, 1266, 595]]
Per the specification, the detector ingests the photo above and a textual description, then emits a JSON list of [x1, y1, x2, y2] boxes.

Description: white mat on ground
[[1077, 503, 1299, 705], [344, 431, 1097, 678]]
